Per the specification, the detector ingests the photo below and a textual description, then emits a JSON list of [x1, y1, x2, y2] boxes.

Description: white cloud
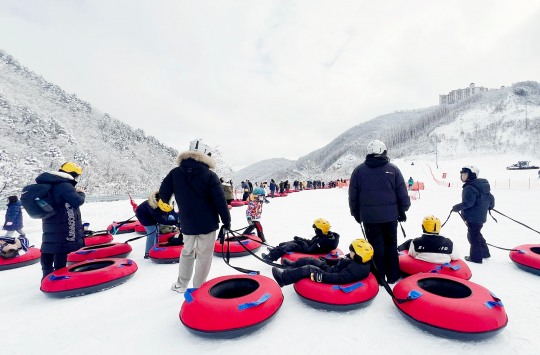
[[1, 0, 539, 169]]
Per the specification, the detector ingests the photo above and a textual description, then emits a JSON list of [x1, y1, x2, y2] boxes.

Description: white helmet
[[367, 140, 387, 155], [189, 139, 212, 156], [460, 165, 479, 178]]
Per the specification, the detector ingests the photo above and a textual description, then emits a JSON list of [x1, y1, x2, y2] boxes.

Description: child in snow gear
[[397, 215, 460, 264], [242, 187, 267, 242], [271, 239, 373, 287], [35, 162, 86, 278], [135, 191, 181, 258], [451, 166, 495, 264], [408, 177, 414, 191], [0, 234, 30, 259], [262, 218, 339, 262]]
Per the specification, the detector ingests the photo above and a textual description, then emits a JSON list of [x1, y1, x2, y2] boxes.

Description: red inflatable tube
[[294, 273, 379, 311], [0, 247, 41, 271], [280, 248, 343, 264], [214, 235, 262, 257], [148, 243, 184, 264], [67, 243, 133, 264], [393, 273, 508, 339], [84, 232, 114, 246], [398, 250, 472, 280], [157, 232, 180, 243], [107, 219, 139, 234], [180, 274, 283, 337], [134, 223, 146, 233], [40, 258, 138, 298], [230, 200, 245, 207], [509, 244, 540, 276]]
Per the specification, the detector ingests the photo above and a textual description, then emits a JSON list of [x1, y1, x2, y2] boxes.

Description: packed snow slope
[[1, 155, 540, 355]]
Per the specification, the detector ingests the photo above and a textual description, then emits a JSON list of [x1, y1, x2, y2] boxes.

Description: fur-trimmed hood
[[148, 190, 159, 209], [176, 151, 216, 170]]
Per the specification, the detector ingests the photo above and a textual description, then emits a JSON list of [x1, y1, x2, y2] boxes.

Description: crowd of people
[[1, 138, 495, 291]]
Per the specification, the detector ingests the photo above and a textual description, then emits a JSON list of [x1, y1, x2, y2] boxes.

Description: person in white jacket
[[398, 215, 459, 264]]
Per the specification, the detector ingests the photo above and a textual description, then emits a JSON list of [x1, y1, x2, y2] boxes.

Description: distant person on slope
[[242, 187, 267, 242], [262, 218, 339, 262], [220, 177, 234, 205], [451, 166, 494, 264], [348, 140, 411, 284], [398, 215, 460, 264], [408, 177, 414, 191]]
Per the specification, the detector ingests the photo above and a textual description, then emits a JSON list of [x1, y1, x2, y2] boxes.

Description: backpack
[[20, 183, 57, 219]]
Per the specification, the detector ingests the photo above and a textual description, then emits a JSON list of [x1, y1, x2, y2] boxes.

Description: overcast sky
[[1, 1, 539, 170]]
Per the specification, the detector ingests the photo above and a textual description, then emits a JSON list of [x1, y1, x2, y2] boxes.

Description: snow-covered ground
[[2, 155, 540, 355]]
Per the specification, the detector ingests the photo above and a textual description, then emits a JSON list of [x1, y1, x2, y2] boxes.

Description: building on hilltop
[[439, 83, 488, 105]]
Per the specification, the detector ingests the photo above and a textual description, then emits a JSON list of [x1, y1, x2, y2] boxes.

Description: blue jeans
[[144, 225, 158, 254]]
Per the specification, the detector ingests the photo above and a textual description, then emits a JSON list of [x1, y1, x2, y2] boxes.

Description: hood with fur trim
[[176, 151, 216, 170], [148, 190, 159, 209]]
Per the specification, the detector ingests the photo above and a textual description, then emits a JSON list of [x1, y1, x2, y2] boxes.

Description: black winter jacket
[[318, 255, 371, 284], [35, 172, 85, 254], [135, 192, 179, 227], [453, 178, 495, 224], [348, 154, 411, 223], [159, 151, 231, 235], [296, 230, 340, 254]]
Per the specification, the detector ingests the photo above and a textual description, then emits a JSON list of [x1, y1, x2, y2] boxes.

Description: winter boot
[[464, 256, 482, 264], [272, 267, 286, 287]]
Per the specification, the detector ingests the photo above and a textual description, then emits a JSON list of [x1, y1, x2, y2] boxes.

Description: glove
[[397, 211, 407, 222], [310, 272, 323, 283], [223, 223, 231, 231], [452, 204, 461, 212]]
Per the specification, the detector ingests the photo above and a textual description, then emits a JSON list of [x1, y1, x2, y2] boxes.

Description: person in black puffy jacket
[[452, 165, 495, 264], [135, 191, 180, 258], [159, 139, 231, 293], [35, 162, 85, 279], [348, 140, 410, 284], [262, 218, 339, 262], [271, 239, 373, 287]]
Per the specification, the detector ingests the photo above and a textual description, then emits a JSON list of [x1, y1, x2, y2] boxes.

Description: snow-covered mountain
[[0, 50, 235, 200], [234, 81, 540, 183]]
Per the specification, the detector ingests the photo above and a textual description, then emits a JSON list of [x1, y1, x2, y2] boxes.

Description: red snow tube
[[280, 248, 343, 264], [40, 258, 138, 298], [230, 200, 244, 207], [157, 232, 180, 243], [84, 232, 114, 246], [0, 247, 41, 271], [214, 234, 262, 257], [509, 244, 540, 275], [393, 273, 508, 339], [67, 243, 133, 264], [107, 219, 139, 234], [148, 243, 184, 264], [398, 250, 472, 280], [134, 223, 146, 233], [294, 273, 379, 310], [180, 274, 283, 337]]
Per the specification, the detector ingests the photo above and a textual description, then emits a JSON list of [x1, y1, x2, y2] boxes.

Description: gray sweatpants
[[175, 231, 216, 289]]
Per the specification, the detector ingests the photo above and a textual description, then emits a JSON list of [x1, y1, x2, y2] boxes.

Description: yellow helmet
[[422, 215, 441, 234], [312, 218, 331, 235], [349, 239, 374, 263], [60, 162, 83, 176], [157, 199, 173, 213]]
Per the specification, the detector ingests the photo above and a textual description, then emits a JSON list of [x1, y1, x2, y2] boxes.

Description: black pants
[[243, 220, 266, 242], [282, 258, 324, 285], [41, 252, 68, 279], [266, 240, 307, 261], [466, 222, 490, 262], [364, 221, 399, 283]]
